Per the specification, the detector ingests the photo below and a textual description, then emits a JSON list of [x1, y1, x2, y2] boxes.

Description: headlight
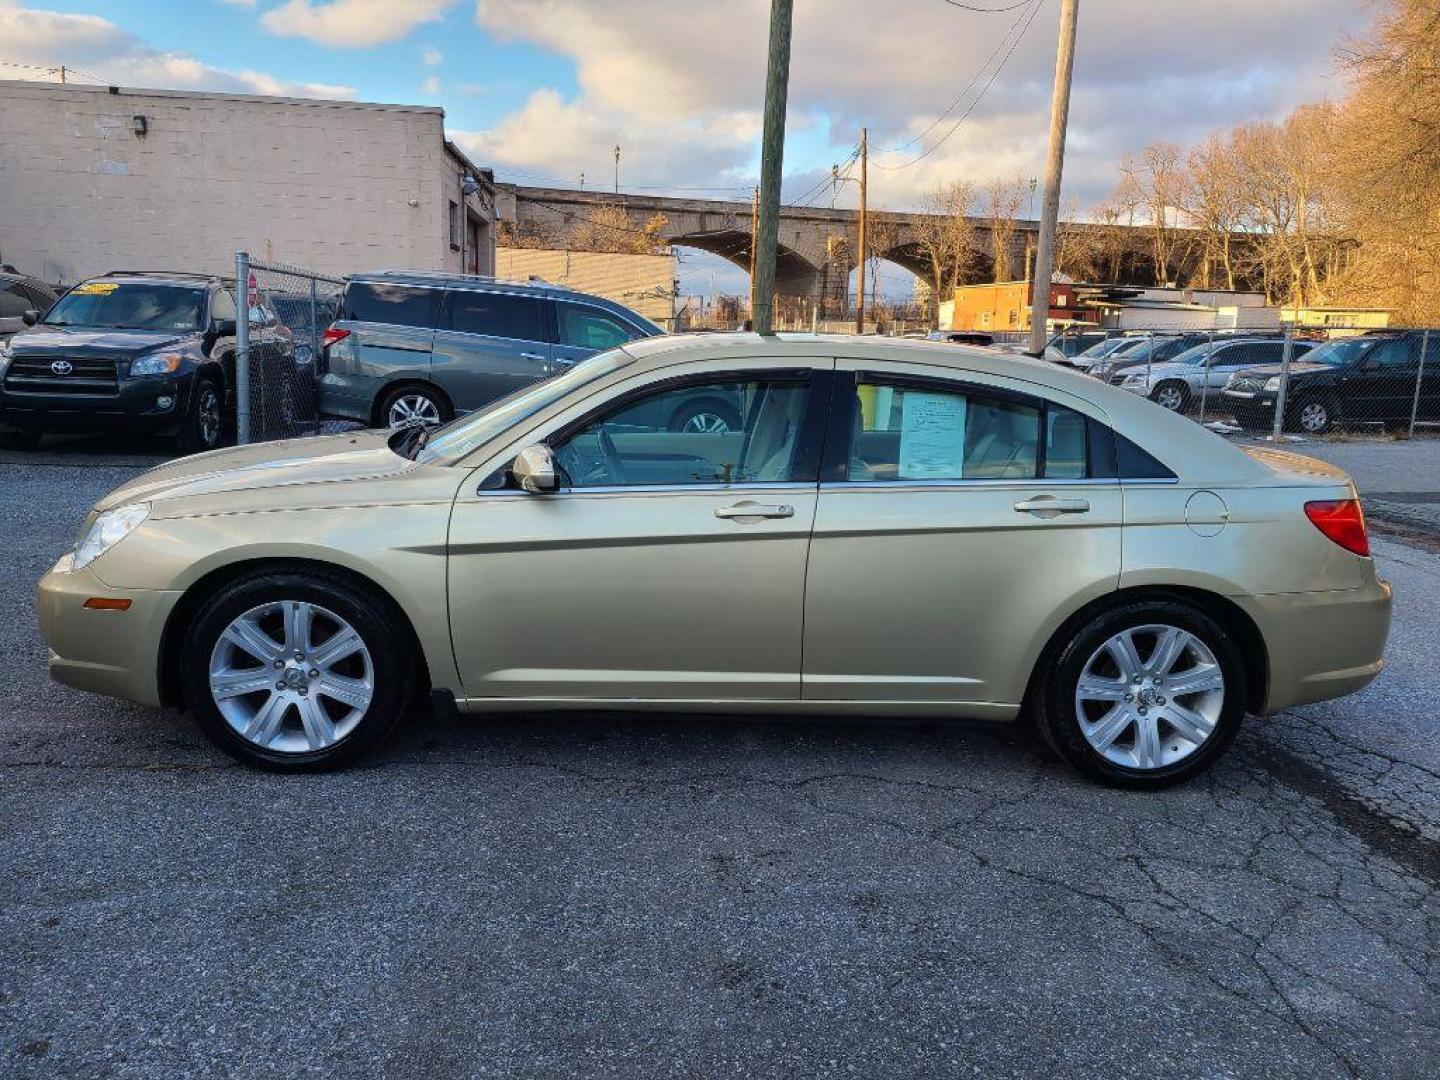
[[73, 503, 149, 570], [1264, 376, 1282, 391], [130, 352, 183, 376]]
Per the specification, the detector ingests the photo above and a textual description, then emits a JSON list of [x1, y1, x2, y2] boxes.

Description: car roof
[[352, 269, 606, 301]]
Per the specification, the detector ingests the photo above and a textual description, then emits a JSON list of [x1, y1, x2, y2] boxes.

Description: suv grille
[[1228, 376, 1266, 394], [3, 356, 120, 396]]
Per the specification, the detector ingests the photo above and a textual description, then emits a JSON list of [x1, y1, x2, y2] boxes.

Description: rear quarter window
[[340, 283, 441, 329]]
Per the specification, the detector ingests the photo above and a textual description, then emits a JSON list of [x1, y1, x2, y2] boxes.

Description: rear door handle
[[715, 502, 795, 520], [552, 356, 578, 368], [1014, 496, 1090, 516], [520, 352, 545, 361]]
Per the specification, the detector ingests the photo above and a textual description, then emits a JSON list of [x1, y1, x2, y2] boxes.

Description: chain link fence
[[234, 252, 344, 444], [1012, 324, 1440, 441]]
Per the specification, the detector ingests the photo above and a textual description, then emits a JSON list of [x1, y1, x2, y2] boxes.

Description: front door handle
[[1014, 496, 1090, 517], [552, 356, 578, 368], [520, 351, 545, 361], [715, 502, 795, 520]]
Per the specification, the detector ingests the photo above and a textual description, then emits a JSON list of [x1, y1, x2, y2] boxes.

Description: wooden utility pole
[[752, 0, 794, 335], [855, 127, 868, 334], [613, 145, 620, 193], [1026, 0, 1079, 356], [748, 186, 759, 319]]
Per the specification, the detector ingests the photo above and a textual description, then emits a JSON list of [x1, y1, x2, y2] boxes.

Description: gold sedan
[[36, 335, 1392, 786]]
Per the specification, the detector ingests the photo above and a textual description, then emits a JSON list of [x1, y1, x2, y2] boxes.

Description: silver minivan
[[317, 271, 664, 429]]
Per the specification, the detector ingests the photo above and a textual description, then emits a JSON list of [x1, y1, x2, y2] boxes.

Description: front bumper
[[1239, 576, 1393, 714], [36, 555, 181, 708], [1222, 389, 1280, 428], [0, 373, 194, 434]]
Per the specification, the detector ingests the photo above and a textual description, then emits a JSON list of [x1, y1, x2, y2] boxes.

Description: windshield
[[1303, 337, 1385, 367], [44, 281, 206, 331], [416, 348, 637, 465], [1171, 343, 1220, 366]]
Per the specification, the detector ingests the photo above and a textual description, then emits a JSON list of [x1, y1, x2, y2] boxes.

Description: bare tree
[[1184, 132, 1244, 290], [910, 181, 979, 320], [984, 176, 1028, 282], [1114, 142, 1191, 285]]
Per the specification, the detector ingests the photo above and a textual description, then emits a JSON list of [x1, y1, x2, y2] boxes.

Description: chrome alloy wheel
[[1074, 624, 1225, 771], [1153, 384, 1185, 411], [386, 393, 441, 429], [680, 411, 731, 434], [208, 601, 374, 754], [197, 383, 221, 446], [1298, 401, 1330, 434]]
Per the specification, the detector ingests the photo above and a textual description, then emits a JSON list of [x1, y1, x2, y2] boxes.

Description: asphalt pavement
[[2, 434, 1438, 1079]]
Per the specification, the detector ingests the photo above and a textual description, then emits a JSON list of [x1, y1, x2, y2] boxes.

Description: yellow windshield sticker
[[73, 282, 120, 295]]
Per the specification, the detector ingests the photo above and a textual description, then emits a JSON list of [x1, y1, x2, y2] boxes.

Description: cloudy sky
[[0, 0, 1371, 296]]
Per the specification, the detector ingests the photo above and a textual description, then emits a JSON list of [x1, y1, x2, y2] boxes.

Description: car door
[[430, 288, 554, 413], [1420, 333, 1440, 422], [802, 360, 1122, 708], [553, 301, 648, 371], [1203, 342, 1261, 391], [445, 359, 832, 703], [1345, 338, 1417, 423]]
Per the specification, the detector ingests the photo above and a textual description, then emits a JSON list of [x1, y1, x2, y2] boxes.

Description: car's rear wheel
[[1036, 600, 1246, 788], [1150, 381, 1190, 412], [176, 377, 223, 454], [181, 570, 416, 770], [381, 385, 451, 430], [1293, 397, 1333, 435]]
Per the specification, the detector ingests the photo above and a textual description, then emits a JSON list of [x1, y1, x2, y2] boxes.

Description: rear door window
[[340, 282, 441, 329], [445, 290, 548, 342]]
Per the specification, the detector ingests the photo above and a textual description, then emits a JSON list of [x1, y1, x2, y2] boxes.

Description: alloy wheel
[[208, 600, 374, 754], [1298, 402, 1329, 434], [387, 394, 441, 429], [1074, 624, 1225, 771], [680, 411, 731, 434], [1154, 385, 1185, 411], [198, 384, 221, 447]]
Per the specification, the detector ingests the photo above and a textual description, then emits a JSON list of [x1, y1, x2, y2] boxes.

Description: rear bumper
[[1240, 576, 1393, 714], [317, 375, 373, 424], [36, 555, 180, 708]]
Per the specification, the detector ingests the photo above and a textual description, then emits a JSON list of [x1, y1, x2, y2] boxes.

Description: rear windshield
[[44, 281, 206, 331], [340, 282, 441, 329]]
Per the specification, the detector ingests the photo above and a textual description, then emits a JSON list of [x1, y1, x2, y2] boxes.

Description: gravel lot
[[2, 435, 1438, 1079]]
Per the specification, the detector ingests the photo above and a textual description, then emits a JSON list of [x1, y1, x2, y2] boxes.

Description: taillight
[[1304, 499, 1370, 557], [321, 326, 349, 348]]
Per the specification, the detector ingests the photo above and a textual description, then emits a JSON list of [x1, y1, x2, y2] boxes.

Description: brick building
[[0, 80, 496, 285]]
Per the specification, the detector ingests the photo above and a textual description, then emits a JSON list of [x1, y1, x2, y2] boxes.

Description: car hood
[[8, 325, 190, 356], [1232, 361, 1333, 380], [94, 430, 415, 514]]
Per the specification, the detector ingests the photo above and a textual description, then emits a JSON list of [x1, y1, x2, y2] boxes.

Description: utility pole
[[752, 0, 794, 335], [578, 171, 585, 190], [613, 145, 620, 193], [1026, 0, 1079, 357], [748, 186, 759, 320], [855, 127, 868, 334]]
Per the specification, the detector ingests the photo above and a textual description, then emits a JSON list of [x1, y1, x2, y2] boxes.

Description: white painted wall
[[0, 81, 490, 284]]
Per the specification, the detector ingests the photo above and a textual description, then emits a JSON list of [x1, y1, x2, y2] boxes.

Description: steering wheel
[[597, 426, 627, 485]]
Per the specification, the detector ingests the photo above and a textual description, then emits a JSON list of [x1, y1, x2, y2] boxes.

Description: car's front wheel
[[1036, 600, 1246, 788], [1150, 381, 1190, 412], [176, 377, 223, 454], [181, 569, 417, 770], [1292, 396, 1334, 435]]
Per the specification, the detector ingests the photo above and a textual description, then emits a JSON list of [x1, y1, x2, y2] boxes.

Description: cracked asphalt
[[2, 436, 1439, 1079]]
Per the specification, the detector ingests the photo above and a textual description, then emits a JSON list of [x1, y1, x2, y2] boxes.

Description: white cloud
[[421, 74, 440, 95], [471, 0, 1370, 210], [421, 46, 443, 67], [0, 1, 355, 98], [261, 0, 455, 48]]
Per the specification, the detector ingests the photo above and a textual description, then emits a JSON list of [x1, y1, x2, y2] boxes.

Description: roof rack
[[362, 268, 561, 290], [99, 269, 232, 283]]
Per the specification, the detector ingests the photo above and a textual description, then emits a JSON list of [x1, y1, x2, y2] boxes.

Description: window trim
[[822, 369, 1096, 485], [483, 366, 834, 493]]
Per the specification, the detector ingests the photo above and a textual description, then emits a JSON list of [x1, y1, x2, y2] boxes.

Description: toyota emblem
[[50, 360, 74, 376]]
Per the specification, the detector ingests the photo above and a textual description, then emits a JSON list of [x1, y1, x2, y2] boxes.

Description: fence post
[[308, 276, 320, 436], [1145, 329, 1154, 396], [1410, 330, 1430, 437], [235, 250, 251, 445], [1271, 321, 1296, 442], [1198, 327, 1215, 424]]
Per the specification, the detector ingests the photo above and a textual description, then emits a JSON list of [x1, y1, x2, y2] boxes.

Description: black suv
[[0, 271, 293, 453], [1224, 330, 1440, 434]]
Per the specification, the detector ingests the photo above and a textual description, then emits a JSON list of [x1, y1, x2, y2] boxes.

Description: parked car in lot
[[0, 267, 60, 341], [318, 270, 664, 430], [0, 271, 295, 453], [1224, 330, 1440, 434], [1085, 333, 1216, 380], [1116, 337, 1314, 411], [38, 334, 1390, 787]]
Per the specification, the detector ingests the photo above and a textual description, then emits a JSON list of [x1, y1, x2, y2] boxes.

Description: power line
[[885, 0, 1040, 154], [874, 0, 1045, 170], [937, 0, 1033, 11]]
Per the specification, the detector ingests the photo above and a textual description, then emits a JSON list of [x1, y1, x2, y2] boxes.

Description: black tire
[[1289, 395, 1334, 435], [378, 384, 452, 430], [176, 377, 223, 455], [1150, 381, 1191, 413], [668, 397, 742, 434], [0, 429, 42, 451], [1035, 599, 1247, 789], [181, 568, 418, 771]]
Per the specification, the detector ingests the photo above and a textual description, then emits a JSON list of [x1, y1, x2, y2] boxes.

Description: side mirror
[[21, 310, 39, 326], [211, 318, 236, 337], [511, 444, 559, 494]]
